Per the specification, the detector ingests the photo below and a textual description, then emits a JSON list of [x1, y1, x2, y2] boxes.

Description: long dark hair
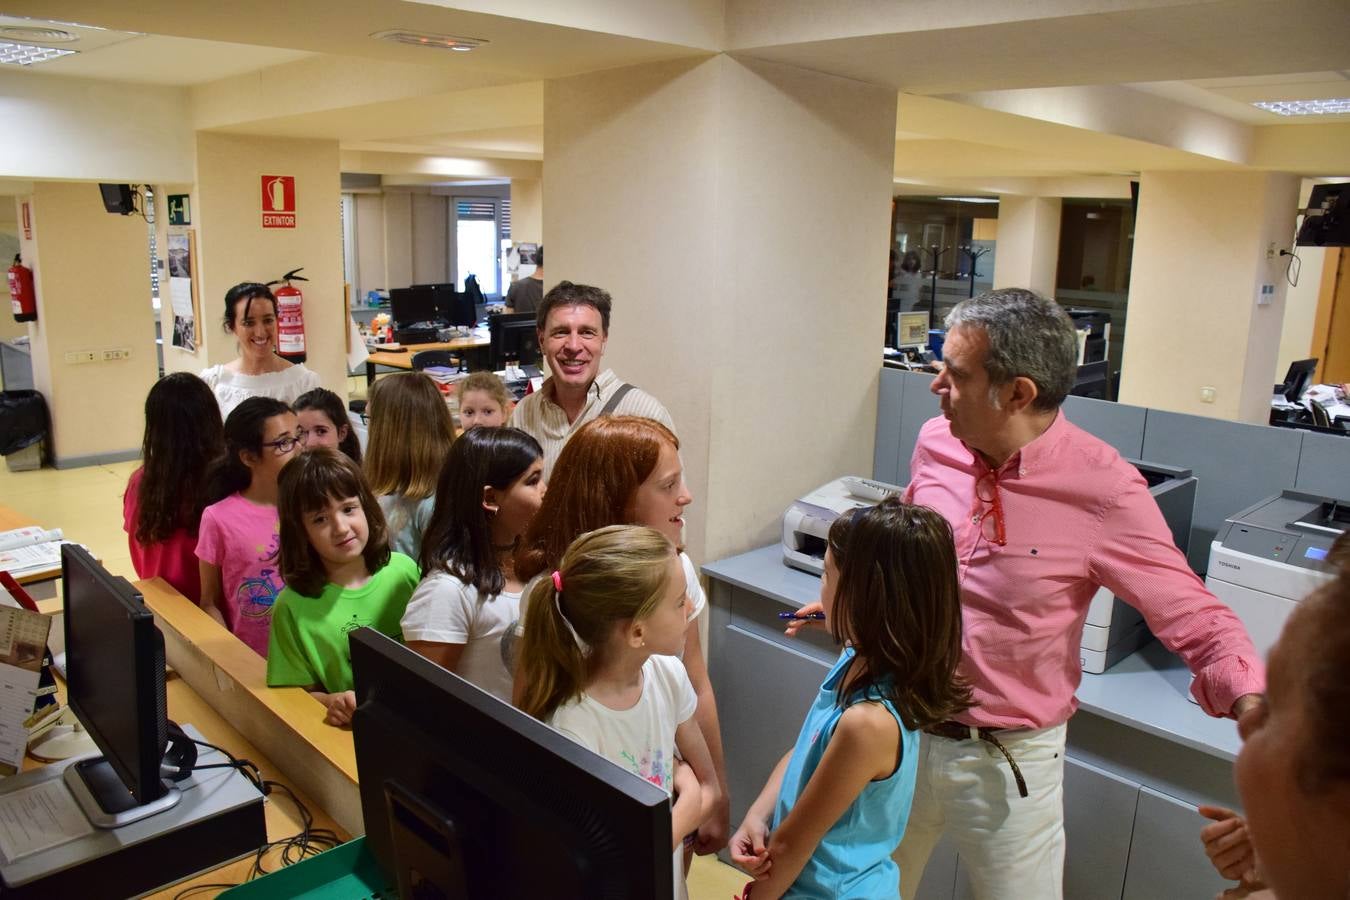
[[420, 427, 542, 593], [827, 499, 972, 730], [515, 416, 677, 582], [277, 449, 391, 598], [294, 387, 362, 463], [134, 373, 224, 543], [204, 396, 293, 506]]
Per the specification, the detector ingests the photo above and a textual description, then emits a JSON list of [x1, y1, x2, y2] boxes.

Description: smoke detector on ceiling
[[371, 29, 486, 52]]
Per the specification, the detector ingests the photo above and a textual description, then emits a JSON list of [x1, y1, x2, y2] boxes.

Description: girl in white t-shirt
[[403, 427, 545, 702], [517, 525, 718, 899]]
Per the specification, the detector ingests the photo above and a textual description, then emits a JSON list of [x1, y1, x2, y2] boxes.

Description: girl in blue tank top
[[730, 500, 972, 899]]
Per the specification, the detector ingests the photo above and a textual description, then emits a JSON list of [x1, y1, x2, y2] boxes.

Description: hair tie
[[553, 591, 590, 656], [551, 570, 564, 592]]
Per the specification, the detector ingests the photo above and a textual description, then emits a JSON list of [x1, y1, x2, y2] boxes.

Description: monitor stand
[[63, 758, 181, 829]]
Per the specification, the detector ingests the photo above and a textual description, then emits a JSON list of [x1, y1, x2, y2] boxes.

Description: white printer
[[1205, 490, 1345, 658], [782, 477, 903, 575], [1080, 460, 1197, 674]]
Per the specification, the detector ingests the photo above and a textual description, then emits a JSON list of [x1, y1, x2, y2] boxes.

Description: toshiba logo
[[1216, 560, 1241, 570]]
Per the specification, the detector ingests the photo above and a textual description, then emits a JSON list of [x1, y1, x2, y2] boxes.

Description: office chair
[[411, 350, 459, 371]]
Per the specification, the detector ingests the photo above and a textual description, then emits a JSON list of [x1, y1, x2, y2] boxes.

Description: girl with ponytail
[[516, 525, 719, 900]]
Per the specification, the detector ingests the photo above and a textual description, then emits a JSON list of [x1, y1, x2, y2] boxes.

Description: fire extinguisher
[[269, 267, 307, 363], [8, 254, 36, 323]]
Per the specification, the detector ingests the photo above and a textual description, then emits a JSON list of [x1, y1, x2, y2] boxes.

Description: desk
[[0, 505, 61, 601], [364, 330, 490, 385]]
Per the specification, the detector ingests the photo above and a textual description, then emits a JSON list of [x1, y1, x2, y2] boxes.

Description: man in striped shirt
[[509, 280, 674, 479]]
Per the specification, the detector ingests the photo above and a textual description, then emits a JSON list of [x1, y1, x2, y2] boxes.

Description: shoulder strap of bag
[[599, 382, 636, 417]]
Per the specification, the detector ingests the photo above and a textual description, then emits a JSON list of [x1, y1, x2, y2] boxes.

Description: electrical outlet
[[1256, 283, 1276, 306], [64, 350, 97, 364], [1200, 386, 1217, 404], [1266, 242, 1277, 260], [100, 348, 132, 361]]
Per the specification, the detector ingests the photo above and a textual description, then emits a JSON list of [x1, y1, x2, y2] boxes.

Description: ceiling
[[2, 2, 1348, 193]]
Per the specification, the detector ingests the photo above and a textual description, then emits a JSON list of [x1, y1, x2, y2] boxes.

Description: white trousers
[[895, 723, 1068, 900]]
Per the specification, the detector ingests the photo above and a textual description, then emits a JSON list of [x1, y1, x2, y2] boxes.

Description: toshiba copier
[[1205, 491, 1346, 658]]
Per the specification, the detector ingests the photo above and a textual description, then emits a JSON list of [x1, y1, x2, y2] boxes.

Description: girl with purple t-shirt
[[197, 397, 304, 656]]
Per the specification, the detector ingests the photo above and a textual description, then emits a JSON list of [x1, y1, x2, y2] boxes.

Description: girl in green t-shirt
[[268, 448, 419, 727]]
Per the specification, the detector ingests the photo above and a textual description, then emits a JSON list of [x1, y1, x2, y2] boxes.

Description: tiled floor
[[0, 455, 748, 898]]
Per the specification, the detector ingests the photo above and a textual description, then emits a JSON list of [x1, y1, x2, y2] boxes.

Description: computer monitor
[[1296, 182, 1350, 247], [896, 311, 930, 349], [62, 545, 192, 827], [350, 629, 674, 900], [389, 287, 440, 326], [1277, 358, 1317, 403], [489, 312, 540, 369], [430, 284, 477, 329]]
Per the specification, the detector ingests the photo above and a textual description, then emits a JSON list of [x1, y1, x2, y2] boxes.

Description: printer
[[782, 477, 903, 575], [1081, 460, 1197, 674], [1205, 490, 1346, 657]]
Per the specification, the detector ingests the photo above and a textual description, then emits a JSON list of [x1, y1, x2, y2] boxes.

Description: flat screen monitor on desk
[[350, 629, 674, 900], [896, 311, 930, 349], [389, 287, 440, 327], [433, 285, 477, 329], [1276, 358, 1317, 403], [489, 312, 539, 369], [62, 544, 195, 827]]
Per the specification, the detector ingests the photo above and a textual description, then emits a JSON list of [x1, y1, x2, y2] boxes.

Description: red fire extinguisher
[[8, 254, 36, 323], [269, 267, 307, 363]]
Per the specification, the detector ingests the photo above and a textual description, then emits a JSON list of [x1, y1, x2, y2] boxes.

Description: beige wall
[[1119, 170, 1300, 423], [194, 133, 346, 391], [993, 195, 1062, 296], [1276, 181, 1331, 382], [512, 178, 544, 246], [23, 182, 158, 463], [411, 193, 449, 285], [545, 55, 896, 563]]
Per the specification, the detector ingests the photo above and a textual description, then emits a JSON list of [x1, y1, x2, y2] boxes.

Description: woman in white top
[[200, 282, 321, 418]]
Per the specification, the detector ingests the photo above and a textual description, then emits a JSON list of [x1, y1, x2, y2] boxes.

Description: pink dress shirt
[[904, 412, 1264, 730]]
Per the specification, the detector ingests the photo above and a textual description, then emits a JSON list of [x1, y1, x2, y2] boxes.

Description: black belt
[[923, 721, 1029, 798]]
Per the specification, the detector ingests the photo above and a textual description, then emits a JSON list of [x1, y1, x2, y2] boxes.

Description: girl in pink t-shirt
[[196, 396, 304, 656], [123, 373, 224, 603]]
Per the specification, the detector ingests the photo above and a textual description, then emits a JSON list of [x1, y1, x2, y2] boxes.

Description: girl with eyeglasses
[[196, 396, 304, 656]]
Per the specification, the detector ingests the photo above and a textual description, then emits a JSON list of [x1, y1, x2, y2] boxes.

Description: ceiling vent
[[371, 29, 486, 52]]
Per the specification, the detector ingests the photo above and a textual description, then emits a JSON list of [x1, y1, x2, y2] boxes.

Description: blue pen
[[778, 611, 826, 620]]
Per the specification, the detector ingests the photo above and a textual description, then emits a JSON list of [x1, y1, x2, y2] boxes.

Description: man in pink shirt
[[894, 289, 1264, 900]]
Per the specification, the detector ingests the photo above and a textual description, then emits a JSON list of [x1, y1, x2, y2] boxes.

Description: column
[[20, 182, 158, 466], [992, 195, 1062, 297], [545, 56, 897, 563], [1119, 170, 1299, 423], [194, 133, 346, 390], [511, 178, 543, 247]]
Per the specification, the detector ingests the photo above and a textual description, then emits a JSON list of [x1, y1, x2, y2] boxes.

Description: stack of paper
[[0, 529, 63, 581]]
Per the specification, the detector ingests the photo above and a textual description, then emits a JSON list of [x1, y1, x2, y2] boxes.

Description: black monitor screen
[[1296, 183, 1350, 247], [1280, 358, 1318, 403], [63, 544, 168, 804], [490, 312, 539, 368], [389, 287, 439, 326], [431, 285, 477, 328], [350, 629, 673, 900]]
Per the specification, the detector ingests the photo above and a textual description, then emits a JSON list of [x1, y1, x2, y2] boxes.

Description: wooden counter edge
[[137, 577, 364, 837]]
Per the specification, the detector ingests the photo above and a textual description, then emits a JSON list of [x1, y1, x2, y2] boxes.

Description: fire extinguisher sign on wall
[[270, 268, 307, 362], [261, 175, 296, 229]]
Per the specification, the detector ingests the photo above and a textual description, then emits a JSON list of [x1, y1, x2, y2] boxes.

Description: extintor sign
[[261, 176, 296, 228]]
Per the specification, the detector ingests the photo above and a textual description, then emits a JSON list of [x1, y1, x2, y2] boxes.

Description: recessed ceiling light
[[371, 29, 486, 52], [0, 42, 77, 66], [1252, 98, 1350, 116], [0, 25, 77, 43], [937, 196, 1000, 204]]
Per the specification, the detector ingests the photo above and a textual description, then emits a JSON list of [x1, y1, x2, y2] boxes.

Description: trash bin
[[0, 390, 49, 472]]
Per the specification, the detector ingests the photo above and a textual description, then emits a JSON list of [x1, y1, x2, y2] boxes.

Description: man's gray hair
[[945, 288, 1079, 412]]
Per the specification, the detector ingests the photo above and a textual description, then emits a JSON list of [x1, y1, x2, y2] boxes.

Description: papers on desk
[[0, 529, 64, 580], [0, 779, 92, 860], [0, 604, 52, 776]]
